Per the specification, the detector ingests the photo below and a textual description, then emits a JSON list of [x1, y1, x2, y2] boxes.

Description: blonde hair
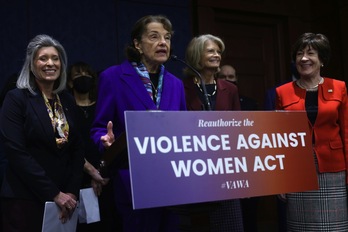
[[184, 34, 225, 77]]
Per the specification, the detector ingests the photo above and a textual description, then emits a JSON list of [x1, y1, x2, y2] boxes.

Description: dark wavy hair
[[291, 33, 331, 66], [125, 15, 174, 63]]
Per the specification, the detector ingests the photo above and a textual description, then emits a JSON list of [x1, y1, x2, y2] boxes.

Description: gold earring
[[135, 47, 141, 53]]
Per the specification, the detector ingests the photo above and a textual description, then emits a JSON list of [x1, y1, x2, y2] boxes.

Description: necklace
[[78, 105, 89, 118], [297, 77, 324, 91], [149, 80, 158, 99], [196, 79, 217, 96]]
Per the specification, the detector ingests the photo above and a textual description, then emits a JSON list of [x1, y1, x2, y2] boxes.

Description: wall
[[192, 0, 346, 109], [2, 0, 346, 92], [338, 0, 348, 80], [115, 0, 192, 78], [0, 0, 191, 91]]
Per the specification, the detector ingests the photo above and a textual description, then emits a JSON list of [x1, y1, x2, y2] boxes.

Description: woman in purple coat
[[91, 15, 186, 231]]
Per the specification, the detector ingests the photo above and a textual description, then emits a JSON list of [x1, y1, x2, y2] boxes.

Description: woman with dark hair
[[67, 62, 120, 231], [0, 34, 85, 231], [67, 63, 100, 185], [91, 15, 186, 231], [276, 33, 348, 231]]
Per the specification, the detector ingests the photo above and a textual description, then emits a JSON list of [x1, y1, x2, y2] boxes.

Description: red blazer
[[276, 77, 348, 181], [183, 78, 241, 111]]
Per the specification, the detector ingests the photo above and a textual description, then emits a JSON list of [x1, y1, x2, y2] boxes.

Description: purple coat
[[91, 60, 186, 152]]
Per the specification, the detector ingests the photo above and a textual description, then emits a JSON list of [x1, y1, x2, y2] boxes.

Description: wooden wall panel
[[192, 0, 344, 110], [194, 4, 290, 108], [338, 1, 348, 82]]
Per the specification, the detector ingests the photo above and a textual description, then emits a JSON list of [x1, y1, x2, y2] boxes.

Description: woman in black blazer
[[0, 34, 85, 231]]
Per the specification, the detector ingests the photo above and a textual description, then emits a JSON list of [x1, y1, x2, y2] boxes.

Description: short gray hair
[[17, 34, 68, 94]]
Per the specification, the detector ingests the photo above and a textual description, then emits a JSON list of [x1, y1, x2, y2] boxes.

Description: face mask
[[73, 76, 93, 94]]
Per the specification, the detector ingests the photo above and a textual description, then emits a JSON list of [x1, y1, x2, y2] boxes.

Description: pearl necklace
[[297, 77, 324, 91], [196, 79, 217, 96]]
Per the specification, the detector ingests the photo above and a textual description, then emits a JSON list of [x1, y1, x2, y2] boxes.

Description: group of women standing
[[0, 13, 347, 232]]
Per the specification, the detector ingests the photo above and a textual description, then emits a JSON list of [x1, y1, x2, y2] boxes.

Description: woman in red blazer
[[182, 34, 243, 231], [276, 33, 348, 231]]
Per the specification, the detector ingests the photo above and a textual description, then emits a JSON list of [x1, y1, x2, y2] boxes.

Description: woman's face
[[33, 46, 61, 84], [134, 22, 171, 72], [69, 67, 93, 94], [200, 40, 222, 70], [295, 45, 322, 78]]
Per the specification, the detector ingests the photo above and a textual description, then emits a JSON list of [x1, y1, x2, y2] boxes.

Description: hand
[[100, 121, 115, 148], [59, 207, 70, 224], [84, 159, 109, 196], [91, 177, 109, 196], [89, 165, 109, 196], [54, 192, 77, 223]]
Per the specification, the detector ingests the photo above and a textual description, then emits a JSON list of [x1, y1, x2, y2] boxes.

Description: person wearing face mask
[[73, 75, 93, 94], [67, 62, 121, 231], [90, 15, 186, 231], [276, 33, 348, 231], [68, 62, 97, 119]]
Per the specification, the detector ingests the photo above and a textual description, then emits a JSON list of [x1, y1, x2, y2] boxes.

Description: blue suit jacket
[[91, 60, 187, 152]]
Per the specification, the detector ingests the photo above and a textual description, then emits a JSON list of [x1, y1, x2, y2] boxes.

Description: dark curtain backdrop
[[0, 0, 191, 92]]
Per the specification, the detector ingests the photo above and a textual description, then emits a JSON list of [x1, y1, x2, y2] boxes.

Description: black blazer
[[0, 88, 84, 203]]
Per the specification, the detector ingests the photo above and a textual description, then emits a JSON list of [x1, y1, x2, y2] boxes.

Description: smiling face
[[134, 22, 171, 73], [32, 46, 61, 87], [295, 45, 322, 79], [200, 40, 222, 71]]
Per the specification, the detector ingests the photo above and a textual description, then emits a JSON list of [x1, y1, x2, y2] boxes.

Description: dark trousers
[[2, 198, 44, 232], [241, 197, 259, 232], [113, 169, 180, 232], [76, 182, 122, 232]]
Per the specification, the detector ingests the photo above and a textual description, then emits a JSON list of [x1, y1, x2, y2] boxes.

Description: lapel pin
[[328, 89, 333, 92]]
